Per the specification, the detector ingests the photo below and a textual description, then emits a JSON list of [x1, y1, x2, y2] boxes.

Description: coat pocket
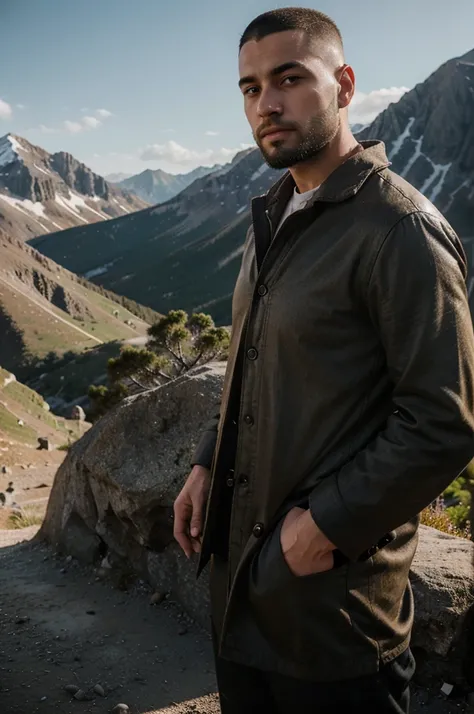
[[248, 515, 351, 665]]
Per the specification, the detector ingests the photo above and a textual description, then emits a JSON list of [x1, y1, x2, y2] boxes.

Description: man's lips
[[260, 127, 294, 140]]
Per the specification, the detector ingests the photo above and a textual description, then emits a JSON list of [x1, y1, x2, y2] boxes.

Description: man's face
[[239, 30, 344, 169]]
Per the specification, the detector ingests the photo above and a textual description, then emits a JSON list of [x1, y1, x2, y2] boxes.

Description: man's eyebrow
[[238, 61, 307, 89]]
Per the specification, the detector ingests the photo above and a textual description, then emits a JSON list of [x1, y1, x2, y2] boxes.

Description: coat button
[[238, 474, 249, 486], [226, 476, 235, 487], [252, 522, 264, 538], [247, 347, 258, 360], [244, 414, 254, 425], [257, 284, 268, 296]]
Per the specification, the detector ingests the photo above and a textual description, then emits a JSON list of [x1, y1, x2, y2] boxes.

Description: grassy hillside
[[0, 231, 160, 379], [0, 366, 83, 447]]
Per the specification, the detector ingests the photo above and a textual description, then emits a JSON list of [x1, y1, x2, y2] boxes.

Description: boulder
[[39, 360, 474, 682], [69, 405, 86, 421], [37, 437, 52, 451], [39, 362, 226, 626]]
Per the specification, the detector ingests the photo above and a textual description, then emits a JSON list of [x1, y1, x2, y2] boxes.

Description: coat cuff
[[308, 478, 376, 562], [190, 429, 217, 470]]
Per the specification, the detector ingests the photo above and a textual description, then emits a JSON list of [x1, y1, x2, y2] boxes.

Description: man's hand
[[173, 465, 211, 558], [280, 507, 336, 576]]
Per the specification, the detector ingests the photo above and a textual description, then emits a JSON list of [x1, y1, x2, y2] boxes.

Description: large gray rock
[[39, 359, 474, 683], [39, 361, 226, 626]]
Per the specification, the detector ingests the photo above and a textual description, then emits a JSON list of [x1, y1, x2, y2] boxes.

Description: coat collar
[[263, 140, 391, 209]]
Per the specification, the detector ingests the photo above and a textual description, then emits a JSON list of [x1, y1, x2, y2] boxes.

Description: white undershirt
[[275, 185, 320, 236]]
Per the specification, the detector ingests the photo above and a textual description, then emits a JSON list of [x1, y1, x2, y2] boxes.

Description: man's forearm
[[309, 212, 474, 560]]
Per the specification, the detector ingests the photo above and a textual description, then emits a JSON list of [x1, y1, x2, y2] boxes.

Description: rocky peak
[[357, 47, 474, 239], [50, 151, 109, 199]]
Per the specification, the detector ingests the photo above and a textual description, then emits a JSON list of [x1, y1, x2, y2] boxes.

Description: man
[[173, 7, 474, 714]]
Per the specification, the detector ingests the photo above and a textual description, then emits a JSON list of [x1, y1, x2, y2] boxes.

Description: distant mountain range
[[26, 47, 474, 325], [0, 134, 149, 240], [108, 164, 223, 205]]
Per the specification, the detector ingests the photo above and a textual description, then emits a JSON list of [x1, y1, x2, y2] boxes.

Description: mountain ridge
[[0, 133, 149, 240]]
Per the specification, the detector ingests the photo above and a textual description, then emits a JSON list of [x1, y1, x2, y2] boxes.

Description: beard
[[256, 99, 340, 170]]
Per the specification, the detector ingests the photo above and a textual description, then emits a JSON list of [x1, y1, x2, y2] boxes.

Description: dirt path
[[0, 530, 469, 714]]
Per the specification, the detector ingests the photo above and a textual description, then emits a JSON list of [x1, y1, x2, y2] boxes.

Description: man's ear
[[337, 64, 356, 109]]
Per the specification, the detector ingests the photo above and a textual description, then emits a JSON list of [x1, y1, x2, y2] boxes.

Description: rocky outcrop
[[39, 362, 474, 687], [50, 152, 109, 199]]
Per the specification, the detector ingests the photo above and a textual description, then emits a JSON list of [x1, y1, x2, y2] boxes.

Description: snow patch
[[400, 135, 423, 178], [443, 178, 471, 213], [84, 261, 116, 279], [117, 203, 131, 213], [236, 205, 247, 214], [388, 117, 415, 160], [420, 162, 452, 203], [33, 163, 51, 176], [0, 193, 46, 218], [250, 164, 269, 181], [218, 245, 245, 269], [55, 194, 89, 224], [0, 138, 16, 168], [9, 135, 28, 153]]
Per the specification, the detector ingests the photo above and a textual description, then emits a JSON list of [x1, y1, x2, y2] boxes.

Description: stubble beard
[[257, 101, 341, 170]]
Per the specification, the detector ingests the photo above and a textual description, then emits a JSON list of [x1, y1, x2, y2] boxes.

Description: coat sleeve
[[309, 210, 474, 561], [190, 411, 220, 469]]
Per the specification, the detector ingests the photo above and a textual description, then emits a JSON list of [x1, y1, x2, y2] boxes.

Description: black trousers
[[212, 635, 415, 714]]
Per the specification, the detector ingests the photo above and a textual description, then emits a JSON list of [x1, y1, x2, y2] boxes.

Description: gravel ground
[[0, 530, 470, 714]]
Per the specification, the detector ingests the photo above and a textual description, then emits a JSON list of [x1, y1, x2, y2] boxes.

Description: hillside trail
[[0, 528, 469, 714]]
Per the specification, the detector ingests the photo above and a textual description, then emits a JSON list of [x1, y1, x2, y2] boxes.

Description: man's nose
[[257, 87, 283, 117]]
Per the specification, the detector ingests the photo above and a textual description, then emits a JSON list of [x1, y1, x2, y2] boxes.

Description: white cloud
[[39, 124, 56, 134], [0, 98, 12, 119], [64, 120, 84, 134], [205, 131, 219, 136], [350, 86, 409, 125], [96, 108, 112, 118], [83, 115, 101, 129], [140, 140, 244, 167]]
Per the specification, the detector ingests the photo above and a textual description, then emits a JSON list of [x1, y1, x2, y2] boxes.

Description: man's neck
[[289, 132, 363, 194]]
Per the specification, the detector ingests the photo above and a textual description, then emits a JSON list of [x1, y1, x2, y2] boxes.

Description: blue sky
[[1, 0, 473, 177]]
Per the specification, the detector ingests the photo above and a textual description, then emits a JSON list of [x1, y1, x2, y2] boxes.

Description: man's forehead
[[238, 30, 323, 77]]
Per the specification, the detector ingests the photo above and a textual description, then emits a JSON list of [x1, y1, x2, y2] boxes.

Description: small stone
[[178, 626, 188, 636], [15, 616, 29, 625], [150, 591, 165, 606], [112, 705, 129, 713], [64, 684, 80, 695], [1, 466, 10, 474], [94, 683, 105, 697], [74, 689, 86, 701], [66, 555, 73, 563], [40, 696, 47, 701]]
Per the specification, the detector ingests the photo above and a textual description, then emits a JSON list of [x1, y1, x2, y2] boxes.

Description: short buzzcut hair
[[239, 7, 344, 54]]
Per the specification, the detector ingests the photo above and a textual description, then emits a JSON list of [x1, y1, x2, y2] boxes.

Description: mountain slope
[[114, 164, 222, 205], [0, 134, 149, 240], [0, 227, 157, 378], [29, 49, 474, 324]]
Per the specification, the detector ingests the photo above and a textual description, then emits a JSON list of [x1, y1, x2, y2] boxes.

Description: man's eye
[[244, 86, 259, 96], [282, 76, 300, 85]]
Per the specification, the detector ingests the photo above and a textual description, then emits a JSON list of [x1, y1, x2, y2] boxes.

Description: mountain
[[30, 147, 275, 323], [356, 48, 474, 242], [105, 172, 133, 183], [29, 49, 474, 325], [113, 163, 223, 205], [0, 226, 159, 382], [0, 134, 149, 240]]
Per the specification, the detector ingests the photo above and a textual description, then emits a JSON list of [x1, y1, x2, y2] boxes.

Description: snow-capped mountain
[[0, 134, 149, 240]]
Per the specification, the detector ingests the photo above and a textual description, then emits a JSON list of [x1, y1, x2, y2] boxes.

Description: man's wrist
[[299, 508, 336, 553]]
